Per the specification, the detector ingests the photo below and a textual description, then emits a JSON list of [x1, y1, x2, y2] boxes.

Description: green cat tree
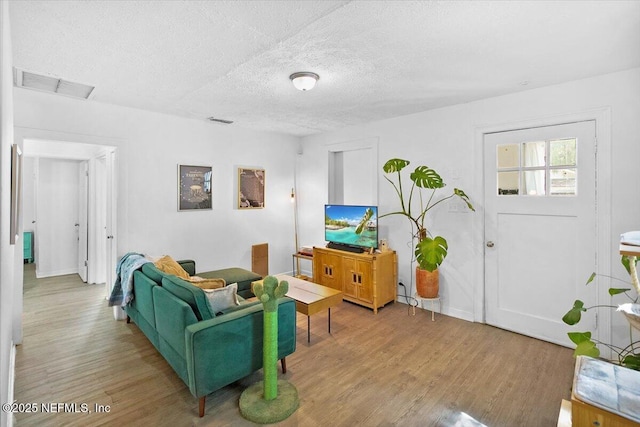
[[239, 276, 299, 423]]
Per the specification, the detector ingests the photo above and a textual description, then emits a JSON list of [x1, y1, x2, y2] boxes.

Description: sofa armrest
[[184, 298, 296, 398], [177, 259, 196, 276]]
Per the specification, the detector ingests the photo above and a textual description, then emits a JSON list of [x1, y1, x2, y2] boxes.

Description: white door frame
[[473, 108, 612, 346], [14, 126, 121, 343], [78, 160, 89, 282]]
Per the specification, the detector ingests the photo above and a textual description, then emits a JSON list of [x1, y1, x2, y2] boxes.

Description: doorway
[[21, 139, 117, 290], [483, 121, 597, 347], [327, 137, 378, 205]]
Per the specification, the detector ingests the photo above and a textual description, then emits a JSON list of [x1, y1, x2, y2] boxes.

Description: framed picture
[[10, 144, 22, 244], [238, 167, 265, 209], [178, 165, 212, 211]]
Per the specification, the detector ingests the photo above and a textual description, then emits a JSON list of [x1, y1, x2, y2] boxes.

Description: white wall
[[13, 88, 300, 277], [35, 158, 80, 278], [297, 68, 640, 335], [0, 1, 15, 425]]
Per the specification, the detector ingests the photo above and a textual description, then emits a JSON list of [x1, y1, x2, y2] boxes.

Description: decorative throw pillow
[[187, 276, 226, 289], [203, 283, 240, 314], [154, 255, 190, 279]]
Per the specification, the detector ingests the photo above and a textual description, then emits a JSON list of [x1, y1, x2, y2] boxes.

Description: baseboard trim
[[35, 268, 78, 279], [7, 342, 16, 427]]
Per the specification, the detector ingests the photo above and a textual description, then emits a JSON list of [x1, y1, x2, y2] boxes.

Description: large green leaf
[[574, 339, 600, 358], [415, 236, 448, 272], [355, 208, 374, 235], [383, 158, 410, 174], [609, 288, 631, 296], [568, 331, 592, 345], [410, 166, 444, 189], [454, 188, 475, 211], [562, 300, 586, 325], [622, 354, 640, 371]]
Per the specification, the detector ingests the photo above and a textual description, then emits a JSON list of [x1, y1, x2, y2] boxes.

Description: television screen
[[324, 204, 378, 249]]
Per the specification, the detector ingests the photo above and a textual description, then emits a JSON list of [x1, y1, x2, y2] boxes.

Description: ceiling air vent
[[207, 117, 234, 125], [13, 68, 95, 100]]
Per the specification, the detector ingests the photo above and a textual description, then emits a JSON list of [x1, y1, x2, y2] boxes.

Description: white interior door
[[105, 149, 122, 319], [484, 121, 597, 347], [95, 156, 107, 284], [78, 161, 88, 282]]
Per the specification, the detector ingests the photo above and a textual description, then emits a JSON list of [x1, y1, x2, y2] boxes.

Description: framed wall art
[[238, 167, 265, 209], [178, 164, 212, 211]]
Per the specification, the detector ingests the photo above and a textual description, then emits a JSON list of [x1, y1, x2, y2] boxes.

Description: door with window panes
[[484, 121, 597, 346]]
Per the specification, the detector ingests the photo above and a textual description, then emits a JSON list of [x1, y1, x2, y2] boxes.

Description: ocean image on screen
[[325, 205, 378, 248]]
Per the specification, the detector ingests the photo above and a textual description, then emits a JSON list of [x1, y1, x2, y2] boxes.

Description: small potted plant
[[380, 158, 474, 298]]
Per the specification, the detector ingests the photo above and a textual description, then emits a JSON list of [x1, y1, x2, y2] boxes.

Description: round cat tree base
[[239, 379, 299, 424]]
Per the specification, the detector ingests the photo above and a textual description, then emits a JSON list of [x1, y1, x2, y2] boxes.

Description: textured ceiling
[[9, 1, 640, 136]]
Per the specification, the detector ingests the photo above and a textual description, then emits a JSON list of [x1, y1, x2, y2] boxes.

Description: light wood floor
[[15, 264, 574, 426]]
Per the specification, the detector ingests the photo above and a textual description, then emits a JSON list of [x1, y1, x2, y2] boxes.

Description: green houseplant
[[380, 158, 474, 298], [562, 256, 640, 370]]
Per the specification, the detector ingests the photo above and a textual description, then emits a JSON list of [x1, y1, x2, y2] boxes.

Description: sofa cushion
[[142, 259, 196, 285], [154, 255, 190, 279], [198, 268, 262, 298], [141, 263, 166, 285], [162, 275, 215, 321], [203, 283, 240, 314], [187, 276, 225, 289]]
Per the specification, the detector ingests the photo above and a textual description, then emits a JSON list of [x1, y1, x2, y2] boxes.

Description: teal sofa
[[124, 260, 297, 417]]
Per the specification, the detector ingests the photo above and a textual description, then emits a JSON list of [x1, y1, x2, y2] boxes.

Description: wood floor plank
[[14, 264, 574, 426]]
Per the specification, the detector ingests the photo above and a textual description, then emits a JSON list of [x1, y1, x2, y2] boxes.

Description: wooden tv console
[[312, 246, 397, 314]]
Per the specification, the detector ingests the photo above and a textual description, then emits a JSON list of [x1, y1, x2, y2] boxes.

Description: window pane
[[497, 144, 519, 169], [522, 170, 545, 195], [550, 168, 576, 195], [522, 141, 546, 167], [550, 138, 576, 166], [498, 171, 519, 195]]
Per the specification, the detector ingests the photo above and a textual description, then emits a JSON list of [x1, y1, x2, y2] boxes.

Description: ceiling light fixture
[[289, 72, 319, 91]]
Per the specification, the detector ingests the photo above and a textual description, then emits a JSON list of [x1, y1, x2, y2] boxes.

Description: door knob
[[486, 241, 495, 248]]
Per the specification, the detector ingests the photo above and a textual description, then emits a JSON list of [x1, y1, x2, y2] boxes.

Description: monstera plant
[[380, 158, 474, 298]]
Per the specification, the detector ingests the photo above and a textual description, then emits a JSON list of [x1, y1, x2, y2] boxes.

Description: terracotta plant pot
[[416, 267, 439, 298]]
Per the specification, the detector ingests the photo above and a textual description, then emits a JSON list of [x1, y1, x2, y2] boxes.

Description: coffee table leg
[[328, 308, 331, 334], [307, 315, 310, 343]]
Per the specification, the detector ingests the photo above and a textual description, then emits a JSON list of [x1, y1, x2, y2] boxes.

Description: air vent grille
[[207, 117, 234, 125], [14, 68, 95, 99]]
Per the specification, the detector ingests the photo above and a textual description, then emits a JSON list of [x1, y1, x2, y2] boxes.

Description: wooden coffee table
[[253, 274, 343, 343]]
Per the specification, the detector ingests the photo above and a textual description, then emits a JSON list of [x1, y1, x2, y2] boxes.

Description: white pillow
[[203, 283, 240, 314]]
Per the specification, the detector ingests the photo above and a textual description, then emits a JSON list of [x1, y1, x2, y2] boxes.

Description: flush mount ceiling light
[[289, 72, 319, 91]]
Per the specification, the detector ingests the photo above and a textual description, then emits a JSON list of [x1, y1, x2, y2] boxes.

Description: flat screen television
[[324, 204, 378, 252]]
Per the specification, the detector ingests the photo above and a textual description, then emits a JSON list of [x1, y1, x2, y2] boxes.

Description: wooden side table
[[253, 274, 343, 343], [413, 294, 441, 321], [292, 252, 313, 279]]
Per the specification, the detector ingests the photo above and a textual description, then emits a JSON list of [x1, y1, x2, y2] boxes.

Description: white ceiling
[[9, 1, 640, 137]]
